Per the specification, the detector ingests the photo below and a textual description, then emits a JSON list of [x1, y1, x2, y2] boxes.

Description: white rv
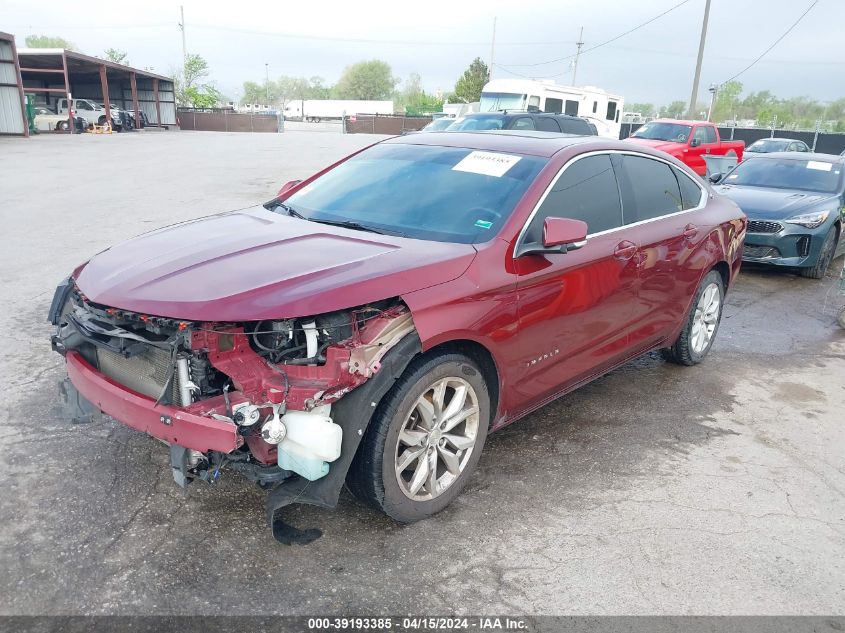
[[479, 79, 624, 139]]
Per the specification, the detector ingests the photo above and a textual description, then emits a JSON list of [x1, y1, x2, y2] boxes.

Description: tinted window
[[694, 125, 717, 144], [616, 155, 683, 222], [535, 117, 560, 132], [281, 143, 547, 244], [673, 167, 704, 210], [525, 155, 622, 242], [545, 98, 563, 114], [557, 117, 592, 135], [511, 117, 535, 130], [449, 115, 504, 131], [606, 101, 618, 121], [565, 100, 579, 116]]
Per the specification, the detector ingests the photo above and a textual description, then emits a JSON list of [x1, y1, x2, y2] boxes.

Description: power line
[[190, 23, 578, 47], [496, 0, 694, 70], [720, 0, 818, 85]]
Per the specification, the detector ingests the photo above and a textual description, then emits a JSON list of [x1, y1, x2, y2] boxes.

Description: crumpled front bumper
[[64, 350, 242, 454]]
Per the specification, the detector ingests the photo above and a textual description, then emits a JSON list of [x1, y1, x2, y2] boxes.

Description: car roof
[[749, 137, 805, 144], [650, 119, 710, 126], [743, 151, 843, 163], [384, 130, 634, 158]]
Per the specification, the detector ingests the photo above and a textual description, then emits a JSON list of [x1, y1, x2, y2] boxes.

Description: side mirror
[[709, 172, 723, 184], [543, 217, 588, 248], [690, 138, 700, 148], [517, 217, 588, 257], [277, 179, 302, 197]]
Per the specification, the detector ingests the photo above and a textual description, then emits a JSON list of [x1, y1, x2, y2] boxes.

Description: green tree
[[25, 35, 76, 50], [335, 60, 396, 100], [395, 72, 443, 115], [711, 80, 742, 123], [660, 100, 688, 118], [104, 48, 128, 64], [173, 54, 221, 108], [453, 58, 489, 103], [625, 102, 656, 117]]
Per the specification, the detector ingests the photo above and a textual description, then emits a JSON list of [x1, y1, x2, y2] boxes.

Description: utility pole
[[489, 16, 497, 81], [687, 0, 711, 119], [265, 63, 270, 105], [179, 5, 187, 106], [571, 26, 584, 86], [179, 6, 187, 65]]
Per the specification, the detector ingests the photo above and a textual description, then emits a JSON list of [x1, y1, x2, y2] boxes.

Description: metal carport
[[0, 32, 28, 136], [18, 47, 176, 130]]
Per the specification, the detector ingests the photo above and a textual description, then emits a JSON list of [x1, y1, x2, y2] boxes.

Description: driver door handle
[[682, 223, 699, 240], [613, 240, 638, 261]]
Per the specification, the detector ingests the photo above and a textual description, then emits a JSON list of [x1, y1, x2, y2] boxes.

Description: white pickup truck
[[56, 98, 119, 129]]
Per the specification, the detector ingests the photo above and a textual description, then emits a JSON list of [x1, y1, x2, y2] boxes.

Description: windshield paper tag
[[806, 161, 832, 171], [453, 151, 521, 177]]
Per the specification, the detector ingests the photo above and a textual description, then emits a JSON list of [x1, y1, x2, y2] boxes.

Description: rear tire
[[347, 353, 490, 523], [799, 226, 837, 279], [662, 270, 724, 366]]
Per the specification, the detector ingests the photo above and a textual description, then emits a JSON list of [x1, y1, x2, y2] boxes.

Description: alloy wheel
[[691, 282, 721, 354], [394, 376, 480, 501]]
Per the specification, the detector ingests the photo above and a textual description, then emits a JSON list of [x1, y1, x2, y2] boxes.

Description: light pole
[[706, 83, 718, 122]]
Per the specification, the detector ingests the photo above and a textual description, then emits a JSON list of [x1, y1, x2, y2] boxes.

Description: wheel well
[[712, 261, 730, 290], [424, 339, 501, 424]]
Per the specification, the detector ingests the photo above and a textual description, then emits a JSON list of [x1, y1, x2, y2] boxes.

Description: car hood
[[714, 185, 836, 220], [624, 137, 684, 153], [74, 206, 477, 321]]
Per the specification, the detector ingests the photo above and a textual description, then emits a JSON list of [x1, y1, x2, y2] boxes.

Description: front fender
[[265, 331, 422, 543]]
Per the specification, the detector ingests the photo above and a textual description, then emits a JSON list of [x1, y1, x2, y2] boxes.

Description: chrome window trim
[[514, 149, 707, 256]]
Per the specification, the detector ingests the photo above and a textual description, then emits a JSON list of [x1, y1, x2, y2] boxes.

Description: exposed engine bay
[[50, 279, 416, 492]]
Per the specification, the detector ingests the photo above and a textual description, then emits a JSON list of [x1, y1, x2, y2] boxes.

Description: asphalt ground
[[1, 129, 843, 616]]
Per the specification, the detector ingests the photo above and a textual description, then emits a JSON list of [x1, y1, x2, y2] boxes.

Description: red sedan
[[50, 132, 746, 543]]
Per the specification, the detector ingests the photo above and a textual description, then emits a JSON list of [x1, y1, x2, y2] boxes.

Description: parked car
[[626, 119, 745, 176], [32, 106, 84, 132], [49, 132, 745, 542], [56, 98, 110, 128], [713, 152, 844, 278], [746, 138, 810, 154], [126, 109, 149, 129], [96, 103, 131, 131], [447, 112, 596, 135], [419, 118, 454, 132]]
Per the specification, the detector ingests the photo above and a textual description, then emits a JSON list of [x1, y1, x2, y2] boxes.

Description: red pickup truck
[[625, 119, 744, 176]]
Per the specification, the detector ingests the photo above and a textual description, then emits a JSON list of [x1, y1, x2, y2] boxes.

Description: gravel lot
[[1, 129, 843, 616]]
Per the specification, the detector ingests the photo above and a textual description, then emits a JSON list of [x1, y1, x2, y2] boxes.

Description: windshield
[[631, 122, 692, 143], [747, 139, 791, 153], [275, 143, 546, 244], [479, 92, 526, 112], [724, 157, 843, 193], [447, 115, 505, 131], [422, 118, 454, 132]]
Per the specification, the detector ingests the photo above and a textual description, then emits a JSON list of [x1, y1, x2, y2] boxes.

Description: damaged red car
[[49, 132, 746, 543]]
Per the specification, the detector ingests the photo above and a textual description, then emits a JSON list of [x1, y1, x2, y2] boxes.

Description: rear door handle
[[613, 240, 638, 261], [682, 224, 699, 239]]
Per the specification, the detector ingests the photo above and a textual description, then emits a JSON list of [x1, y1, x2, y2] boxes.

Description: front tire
[[56, 120, 70, 131], [662, 270, 724, 366], [347, 353, 490, 523], [799, 225, 838, 279]]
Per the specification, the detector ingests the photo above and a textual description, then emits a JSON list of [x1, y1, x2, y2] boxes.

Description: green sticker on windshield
[[474, 219, 493, 229]]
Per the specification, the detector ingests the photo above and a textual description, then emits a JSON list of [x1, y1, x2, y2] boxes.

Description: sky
[[3, 0, 844, 107]]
